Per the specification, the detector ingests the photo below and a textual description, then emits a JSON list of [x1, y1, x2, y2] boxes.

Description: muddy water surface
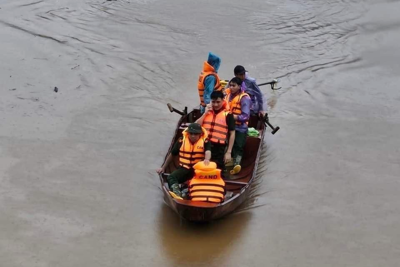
[[1, 0, 399, 266]]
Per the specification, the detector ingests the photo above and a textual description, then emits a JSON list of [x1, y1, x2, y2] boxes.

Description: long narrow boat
[[159, 105, 274, 222]]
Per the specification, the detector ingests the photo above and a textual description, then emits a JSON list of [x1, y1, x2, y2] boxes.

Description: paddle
[[221, 78, 281, 90], [167, 103, 187, 116], [257, 79, 281, 90], [254, 79, 281, 134], [262, 114, 280, 135]]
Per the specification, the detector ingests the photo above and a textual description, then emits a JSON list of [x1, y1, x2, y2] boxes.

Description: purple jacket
[[242, 73, 266, 114]]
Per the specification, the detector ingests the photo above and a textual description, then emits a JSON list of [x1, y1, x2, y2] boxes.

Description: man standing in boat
[[225, 77, 251, 175], [233, 65, 266, 116], [195, 90, 236, 176], [156, 123, 211, 198], [198, 52, 222, 113]]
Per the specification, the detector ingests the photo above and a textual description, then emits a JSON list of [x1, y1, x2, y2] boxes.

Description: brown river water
[[1, 0, 399, 266]]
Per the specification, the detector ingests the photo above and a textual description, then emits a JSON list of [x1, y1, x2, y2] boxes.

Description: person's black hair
[[229, 77, 243, 86], [234, 65, 246, 75], [211, 90, 224, 100]]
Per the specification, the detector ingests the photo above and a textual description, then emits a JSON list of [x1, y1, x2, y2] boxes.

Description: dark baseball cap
[[187, 123, 202, 134], [234, 65, 246, 75]]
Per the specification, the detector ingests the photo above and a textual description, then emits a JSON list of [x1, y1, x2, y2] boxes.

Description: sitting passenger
[[156, 123, 211, 198], [189, 161, 225, 203], [225, 77, 251, 174]]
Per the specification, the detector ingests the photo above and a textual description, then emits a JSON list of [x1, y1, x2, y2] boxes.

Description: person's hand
[[205, 104, 213, 113], [156, 167, 165, 174], [262, 112, 269, 122], [203, 159, 210, 166], [224, 152, 232, 163], [233, 115, 238, 120], [259, 111, 265, 117]]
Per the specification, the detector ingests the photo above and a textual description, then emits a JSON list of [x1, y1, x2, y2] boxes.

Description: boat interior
[[161, 109, 265, 200]]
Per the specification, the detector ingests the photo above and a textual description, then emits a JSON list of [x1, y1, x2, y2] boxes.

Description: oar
[[262, 114, 280, 135], [257, 79, 281, 90], [222, 78, 281, 90], [167, 103, 187, 116]]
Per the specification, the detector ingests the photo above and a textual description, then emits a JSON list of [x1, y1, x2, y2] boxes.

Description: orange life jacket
[[189, 162, 225, 203], [179, 127, 208, 169], [198, 61, 222, 107], [225, 88, 249, 126], [203, 103, 229, 144]]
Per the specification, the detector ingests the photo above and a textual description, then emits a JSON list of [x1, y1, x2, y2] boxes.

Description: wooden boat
[[159, 105, 279, 222]]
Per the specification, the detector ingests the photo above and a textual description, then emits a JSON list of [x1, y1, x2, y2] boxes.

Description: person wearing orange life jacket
[[156, 123, 211, 198], [198, 52, 222, 113], [225, 77, 251, 175], [195, 91, 235, 175]]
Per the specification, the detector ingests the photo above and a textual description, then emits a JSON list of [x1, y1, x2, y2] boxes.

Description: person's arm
[[203, 150, 212, 166], [224, 114, 235, 163], [233, 96, 251, 123], [226, 130, 235, 154], [157, 153, 174, 174], [203, 141, 212, 166], [224, 130, 235, 163], [251, 81, 266, 113], [203, 75, 216, 105], [156, 141, 180, 173], [195, 112, 207, 125], [204, 150, 211, 162], [195, 105, 212, 125]]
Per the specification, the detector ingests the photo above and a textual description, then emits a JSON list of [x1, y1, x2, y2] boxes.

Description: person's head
[[186, 123, 202, 143], [234, 65, 246, 81], [210, 91, 224, 111], [207, 52, 221, 72], [229, 77, 243, 94]]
